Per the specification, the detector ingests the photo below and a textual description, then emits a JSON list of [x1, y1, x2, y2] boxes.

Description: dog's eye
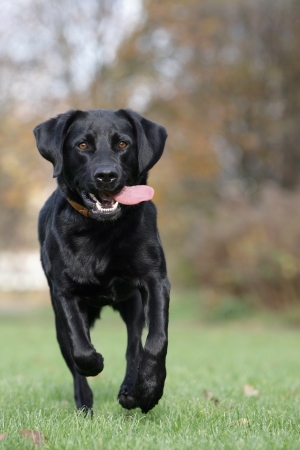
[[118, 141, 127, 149], [78, 142, 88, 150]]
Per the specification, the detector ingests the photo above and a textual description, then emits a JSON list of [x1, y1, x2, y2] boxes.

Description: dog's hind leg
[[116, 291, 145, 410], [54, 312, 94, 413]]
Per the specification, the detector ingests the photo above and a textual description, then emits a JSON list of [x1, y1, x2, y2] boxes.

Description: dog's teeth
[[88, 192, 119, 213], [89, 193, 98, 202]]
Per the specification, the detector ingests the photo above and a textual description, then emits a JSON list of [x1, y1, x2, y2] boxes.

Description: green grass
[[1, 303, 300, 449]]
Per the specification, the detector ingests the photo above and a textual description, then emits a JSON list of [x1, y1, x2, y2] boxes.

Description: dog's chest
[[82, 276, 138, 306], [70, 269, 138, 305], [64, 240, 138, 303]]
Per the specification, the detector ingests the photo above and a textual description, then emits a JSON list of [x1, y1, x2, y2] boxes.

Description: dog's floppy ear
[[33, 110, 77, 177], [119, 109, 168, 176]]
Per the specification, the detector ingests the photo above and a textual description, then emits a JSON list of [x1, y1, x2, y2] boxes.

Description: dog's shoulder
[[39, 188, 64, 222], [38, 188, 71, 243]]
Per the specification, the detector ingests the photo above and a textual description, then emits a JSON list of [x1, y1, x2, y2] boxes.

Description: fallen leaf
[[204, 389, 214, 398], [0, 434, 7, 440], [20, 430, 48, 447], [204, 389, 220, 406], [243, 384, 259, 397]]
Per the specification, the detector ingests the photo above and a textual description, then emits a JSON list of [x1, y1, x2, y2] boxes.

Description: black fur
[[34, 109, 170, 414]]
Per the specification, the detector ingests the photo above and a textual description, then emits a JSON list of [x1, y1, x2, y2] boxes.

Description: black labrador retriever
[[33, 109, 170, 414]]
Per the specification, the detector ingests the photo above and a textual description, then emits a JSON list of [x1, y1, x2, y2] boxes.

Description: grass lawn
[[1, 299, 300, 449]]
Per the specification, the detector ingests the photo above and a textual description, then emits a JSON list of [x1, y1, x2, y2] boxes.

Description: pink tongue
[[113, 186, 154, 205]]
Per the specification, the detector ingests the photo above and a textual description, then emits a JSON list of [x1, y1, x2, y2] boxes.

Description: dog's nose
[[94, 166, 118, 184]]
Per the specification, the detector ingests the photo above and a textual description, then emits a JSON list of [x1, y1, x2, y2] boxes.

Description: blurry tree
[[0, 0, 141, 249], [0, 116, 48, 249], [215, 0, 300, 191], [0, 0, 141, 115], [90, 0, 300, 192]]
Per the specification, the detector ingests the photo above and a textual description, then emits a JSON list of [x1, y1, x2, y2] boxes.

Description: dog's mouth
[[81, 185, 155, 219], [82, 191, 120, 216]]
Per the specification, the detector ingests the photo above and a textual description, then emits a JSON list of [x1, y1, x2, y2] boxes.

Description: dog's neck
[[67, 199, 91, 218]]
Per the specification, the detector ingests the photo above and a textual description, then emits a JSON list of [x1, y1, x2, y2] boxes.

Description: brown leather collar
[[67, 199, 92, 218]]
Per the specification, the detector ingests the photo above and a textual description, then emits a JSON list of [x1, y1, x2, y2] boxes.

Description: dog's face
[[63, 110, 139, 220], [34, 109, 167, 221]]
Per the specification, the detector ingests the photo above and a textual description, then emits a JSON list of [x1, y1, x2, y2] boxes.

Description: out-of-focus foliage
[[189, 185, 300, 309], [94, 0, 300, 188], [0, 0, 300, 307], [0, 116, 53, 249], [0, 0, 140, 248]]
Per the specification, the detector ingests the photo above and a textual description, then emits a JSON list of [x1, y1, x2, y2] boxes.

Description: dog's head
[[33, 109, 167, 221]]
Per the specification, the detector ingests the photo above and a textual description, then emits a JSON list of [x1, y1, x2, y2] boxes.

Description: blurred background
[[1, 0, 300, 322]]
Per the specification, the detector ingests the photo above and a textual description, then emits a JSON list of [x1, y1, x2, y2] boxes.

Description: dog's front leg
[[133, 277, 170, 413], [53, 292, 104, 377]]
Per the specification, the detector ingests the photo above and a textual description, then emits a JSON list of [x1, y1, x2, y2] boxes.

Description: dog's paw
[[117, 380, 139, 410], [132, 379, 164, 413], [77, 405, 93, 418], [118, 372, 165, 413], [118, 384, 137, 410], [118, 393, 137, 410], [132, 357, 166, 413]]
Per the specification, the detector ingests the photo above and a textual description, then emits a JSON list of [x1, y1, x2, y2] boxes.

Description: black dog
[[33, 109, 170, 414]]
